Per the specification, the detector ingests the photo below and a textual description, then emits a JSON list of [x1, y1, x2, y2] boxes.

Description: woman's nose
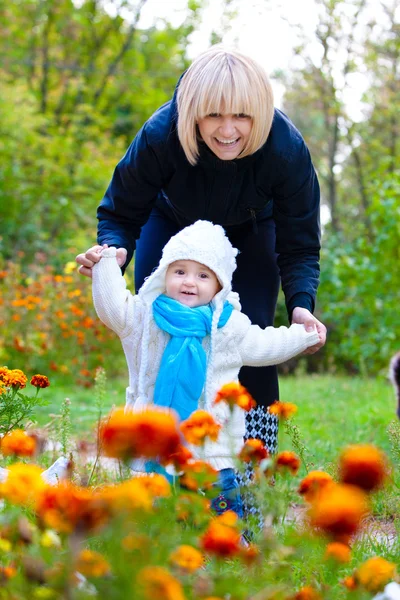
[[219, 117, 236, 137]]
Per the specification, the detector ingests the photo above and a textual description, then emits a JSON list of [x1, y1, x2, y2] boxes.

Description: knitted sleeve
[[92, 247, 137, 338], [238, 322, 320, 367]]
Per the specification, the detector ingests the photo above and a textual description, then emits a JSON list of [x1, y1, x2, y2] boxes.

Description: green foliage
[[318, 173, 400, 374], [0, 379, 49, 435]]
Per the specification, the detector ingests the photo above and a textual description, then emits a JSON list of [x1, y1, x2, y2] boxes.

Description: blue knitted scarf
[[152, 294, 233, 421]]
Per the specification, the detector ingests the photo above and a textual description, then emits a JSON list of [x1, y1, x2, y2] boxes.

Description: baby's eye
[[199, 273, 209, 279], [175, 269, 185, 275]]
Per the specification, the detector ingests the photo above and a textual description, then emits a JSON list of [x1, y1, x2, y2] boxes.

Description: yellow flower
[[0, 463, 45, 505], [64, 261, 78, 275], [356, 556, 397, 593], [138, 566, 186, 600], [180, 410, 221, 446], [339, 444, 389, 492], [0, 539, 12, 553], [40, 530, 61, 549], [324, 542, 351, 563], [214, 382, 256, 411], [75, 549, 111, 578], [268, 401, 298, 419], [169, 545, 204, 573]]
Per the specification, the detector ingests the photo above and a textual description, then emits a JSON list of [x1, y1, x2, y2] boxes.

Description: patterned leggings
[[237, 406, 279, 530]]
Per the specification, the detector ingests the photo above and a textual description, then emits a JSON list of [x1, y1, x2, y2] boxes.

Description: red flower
[[30, 374, 50, 389]]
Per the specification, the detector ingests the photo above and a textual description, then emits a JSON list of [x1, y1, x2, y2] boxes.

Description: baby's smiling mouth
[[181, 291, 196, 295]]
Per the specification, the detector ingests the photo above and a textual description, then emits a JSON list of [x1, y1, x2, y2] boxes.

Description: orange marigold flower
[[214, 382, 256, 412], [1, 429, 36, 457], [200, 513, 242, 558], [292, 586, 322, 600], [268, 401, 298, 420], [138, 566, 186, 600], [0, 381, 7, 396], [169, 545, 204, 573], [180, 460, 218, 491], [338, 444, 388, 492], [100, 479, 153, 513], [75, 549, 111, 578], [0, 463, 45, 505], [238, 438, 269, 464], [30, 374, 50, 389], [163, 444, 193, 470], [298, 471, 334, 502], [0, 368, 27, 389], [240, 543, 261, 566], [342, 575, 358, 590], [137, 474, 171, 498], [355, 556, 397, 593], [324, 542, 351, 563], [0, 565, 17, 581], [36, 482, 110, 534], [99, 407, 181, 461], [180, 410, 221, 446], [309, 483, 369, 541], [276, 451, 301, 475]]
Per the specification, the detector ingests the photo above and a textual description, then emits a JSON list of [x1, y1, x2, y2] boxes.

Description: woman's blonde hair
[[177, 46, 274, 165]]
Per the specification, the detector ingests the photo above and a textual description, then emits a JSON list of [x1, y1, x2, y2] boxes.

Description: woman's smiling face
[[197, 113, 253, 160]]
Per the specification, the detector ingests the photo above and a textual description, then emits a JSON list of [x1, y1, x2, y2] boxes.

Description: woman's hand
[[75, 244, 127, 278], [291, 307, 327, 355]]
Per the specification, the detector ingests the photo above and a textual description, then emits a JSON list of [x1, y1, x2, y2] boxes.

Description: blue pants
[[145, 462, 243, 518], [134, 204, 280, 408]]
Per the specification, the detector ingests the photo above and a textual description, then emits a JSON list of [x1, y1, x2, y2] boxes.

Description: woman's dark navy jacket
[[97, 92, 321, 318]]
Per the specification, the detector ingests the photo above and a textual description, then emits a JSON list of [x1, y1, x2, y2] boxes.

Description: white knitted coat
[[92, 245, 319, 471]]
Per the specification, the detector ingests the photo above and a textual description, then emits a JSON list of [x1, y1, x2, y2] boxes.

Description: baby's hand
[[76, 245, 127, 278], [291, 307, 327, 355]]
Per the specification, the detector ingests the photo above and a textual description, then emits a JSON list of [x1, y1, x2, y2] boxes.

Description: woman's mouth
[[214, 137, 240, 147]]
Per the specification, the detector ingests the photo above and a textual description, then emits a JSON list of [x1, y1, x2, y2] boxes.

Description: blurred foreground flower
[[99, 407, 181, 461], [238, 438, 269, 464], [324, 542, 351, 563], [298, 471, 333, 502], [200, 511, 241, 558], [75, 549, 111, 578], [169, 545, 204, 573], [291, 586, 322, 599], [138, 566, 186, 600], [356, 557, 397, 593], [180, 460, 218, 491], [214, 382, 256, 411], [0, 463, 45, 505], [268, 401, 297, 420], [309, 482, 369, 542], [180, 410, 221, 445], [275, 451, 301, 475], [339, 444, 388, 492], [1, 429, 36, 457]]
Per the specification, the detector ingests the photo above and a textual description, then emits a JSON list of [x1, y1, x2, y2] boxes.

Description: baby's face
[[165, 260, 221, 308]]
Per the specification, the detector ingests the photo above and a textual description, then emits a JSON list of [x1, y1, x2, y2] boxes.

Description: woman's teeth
[[215, 138, 239, 145]]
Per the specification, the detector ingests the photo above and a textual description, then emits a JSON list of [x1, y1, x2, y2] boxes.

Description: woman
[[77, 46, 326, 461]]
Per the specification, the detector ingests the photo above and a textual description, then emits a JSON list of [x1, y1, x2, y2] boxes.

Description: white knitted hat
[[136, 220, 239, 409], [138, 220, 238, 305]]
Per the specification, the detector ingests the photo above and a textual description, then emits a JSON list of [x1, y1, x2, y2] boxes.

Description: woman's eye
[[208, 113, 221, 118], [236, 113, 251, 119]]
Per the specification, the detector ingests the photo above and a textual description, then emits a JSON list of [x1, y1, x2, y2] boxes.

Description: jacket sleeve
[[238, 322, 320, 367], [271, 122, 321, 318], [97, 123, 166, 270], [92, 247, 137, 339]]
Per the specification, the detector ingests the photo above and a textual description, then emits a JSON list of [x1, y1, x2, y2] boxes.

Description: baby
[[86, 220, 320, 516]]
